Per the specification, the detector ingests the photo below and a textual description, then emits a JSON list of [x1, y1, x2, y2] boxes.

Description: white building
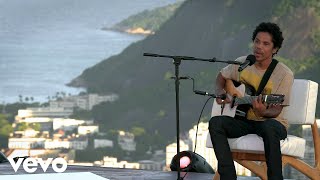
[[8, 138, 46, 149], [101, 156, 118, 167], [52, 118, 92, 131], [49, 93, 119, 111], [139, 160, 162, 171], [118, 131, 136, 151], [94, 139, 113, 149], [165, 140, 189, 170], [14, 117, 94, 132], [86, 94, 118, 110], [69, 138, 88, 150], [101, 156, 139, 169], [12, 129, 40, 138], [78, 125, 99, 135], [44, 139, 70, 149], [49, 100, 75, 110], [16, 107, 73, 120]]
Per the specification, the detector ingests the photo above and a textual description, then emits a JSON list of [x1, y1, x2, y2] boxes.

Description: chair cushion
[[206, 133, 306, 158]]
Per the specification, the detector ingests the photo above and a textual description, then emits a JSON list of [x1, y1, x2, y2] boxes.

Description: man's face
[[253, 32, 278, 63]]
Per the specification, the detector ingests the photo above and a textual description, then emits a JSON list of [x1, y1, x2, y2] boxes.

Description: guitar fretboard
[[234, 95, 267, 105], [234, 94, 284, 105], [235, 96, 254, 105]]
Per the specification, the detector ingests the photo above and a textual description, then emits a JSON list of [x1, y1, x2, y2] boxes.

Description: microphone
[[238, 54, 256, 72], [194, 90, 226, 99]]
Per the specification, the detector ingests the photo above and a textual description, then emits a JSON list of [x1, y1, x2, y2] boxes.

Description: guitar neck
[[234, 95, 267, 105]]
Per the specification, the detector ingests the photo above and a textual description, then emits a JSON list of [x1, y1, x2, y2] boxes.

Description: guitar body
[[211, 80, 246, 117]]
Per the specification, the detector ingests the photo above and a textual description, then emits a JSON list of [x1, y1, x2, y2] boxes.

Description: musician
[[209, 22, 293, 180]]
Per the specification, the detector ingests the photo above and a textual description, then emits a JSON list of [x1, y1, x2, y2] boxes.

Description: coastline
[[103, 27, 154, 35]]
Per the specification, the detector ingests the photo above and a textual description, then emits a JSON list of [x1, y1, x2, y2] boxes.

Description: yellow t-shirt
[[220, 56, 294, 129]]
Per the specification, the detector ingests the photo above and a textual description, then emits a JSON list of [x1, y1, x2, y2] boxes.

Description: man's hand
[[252, 95, 283, 118], [252, 95, 267, 117], [215, 89, 231, 105]]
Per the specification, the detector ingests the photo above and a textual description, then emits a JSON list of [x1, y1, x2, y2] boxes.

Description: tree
[[0, 114, 13, 148], [16, 122, 41, 131], [30, 123, 41, 131], [16, 122, 28, 131], [131, 126, 146, 137], [0, 117, 12, 136]]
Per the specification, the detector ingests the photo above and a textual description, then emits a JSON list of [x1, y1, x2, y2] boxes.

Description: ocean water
[[0, 0, 177, 103]]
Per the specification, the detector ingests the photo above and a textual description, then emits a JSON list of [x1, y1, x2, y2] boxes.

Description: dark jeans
[[208, 116, 287, 180]]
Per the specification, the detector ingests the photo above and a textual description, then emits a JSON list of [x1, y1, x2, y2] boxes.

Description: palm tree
[[18, 95, 23, 103]]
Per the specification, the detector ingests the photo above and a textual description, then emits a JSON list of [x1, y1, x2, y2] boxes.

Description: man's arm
[[215, 72, 226, 94], [215, 72, 231, 104]]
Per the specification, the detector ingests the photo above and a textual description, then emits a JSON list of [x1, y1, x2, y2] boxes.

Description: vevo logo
[[8, 157, 68, 173]]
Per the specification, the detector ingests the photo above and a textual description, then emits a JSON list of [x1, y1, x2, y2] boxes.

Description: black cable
[[193, 96, 214, 153]]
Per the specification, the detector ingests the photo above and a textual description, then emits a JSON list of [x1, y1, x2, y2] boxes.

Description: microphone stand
[[143, 53, 240, 180]]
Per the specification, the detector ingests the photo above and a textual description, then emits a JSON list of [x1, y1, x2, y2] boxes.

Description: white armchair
[[206, 79, 319, 180]]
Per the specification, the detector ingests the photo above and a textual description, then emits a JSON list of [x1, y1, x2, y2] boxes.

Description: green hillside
[[107, 1, 184, 33], [69, 0, 320, 149]]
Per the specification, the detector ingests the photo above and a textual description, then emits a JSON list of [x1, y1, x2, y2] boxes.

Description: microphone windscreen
[[246, 54, 256, 65]]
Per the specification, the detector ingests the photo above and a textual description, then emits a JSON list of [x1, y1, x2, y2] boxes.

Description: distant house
[[94, 139, 113, 149], [139, 160, 162, 171], [78, 125, 99, 135], [8, 137, 46, 149], [49, 93, 119, 110], [101, 156, 139, 169], [118, 131, 136, 152], [44, 139, 70, 149], [16, 107, 73, 120], [12, 128, 40, 138], [52, 118, 92, 131], [69, 137, 88, 150]]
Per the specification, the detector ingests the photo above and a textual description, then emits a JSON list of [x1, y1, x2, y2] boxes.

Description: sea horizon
[[0, 0, 177, 103]]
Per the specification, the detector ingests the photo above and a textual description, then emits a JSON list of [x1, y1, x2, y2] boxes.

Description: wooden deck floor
[[0, 162, 260, 180]]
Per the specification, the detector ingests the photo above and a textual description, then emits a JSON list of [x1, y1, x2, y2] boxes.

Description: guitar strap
[[255, 59, 278, 95]]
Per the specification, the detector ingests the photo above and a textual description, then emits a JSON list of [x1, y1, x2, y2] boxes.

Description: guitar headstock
[[264, 94, 285, 104]]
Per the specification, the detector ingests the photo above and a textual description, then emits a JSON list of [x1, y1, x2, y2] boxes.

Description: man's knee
[[259, 119, 287, 139], [209, 116, 228, 132]]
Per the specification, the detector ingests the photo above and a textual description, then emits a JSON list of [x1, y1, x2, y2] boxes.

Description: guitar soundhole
[[232, 80, 254, 119]]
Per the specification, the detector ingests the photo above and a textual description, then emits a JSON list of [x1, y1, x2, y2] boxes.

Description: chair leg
[[234, 160, 268, 180], [283, 156, 320, 180], [213, 171, 220, 180]]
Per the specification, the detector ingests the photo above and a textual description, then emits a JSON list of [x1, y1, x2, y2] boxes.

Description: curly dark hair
[[252, 22, 284, 54]]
